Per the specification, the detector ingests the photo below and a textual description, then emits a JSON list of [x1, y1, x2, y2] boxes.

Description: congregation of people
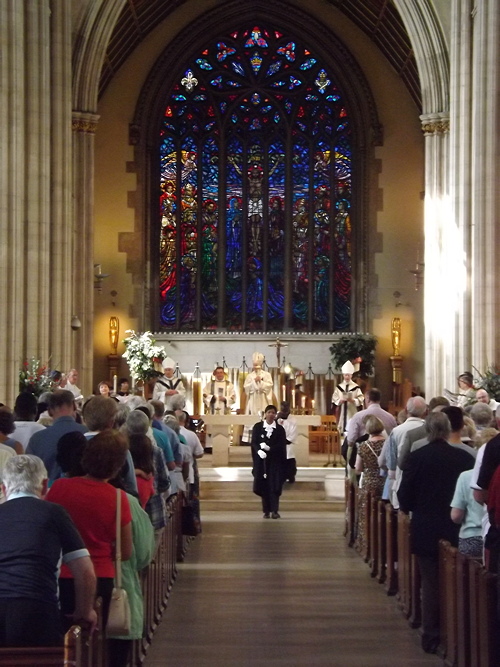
[[4, 353, 500, 661], [0, 369, 205, 664], [343, 374, 500, 657]]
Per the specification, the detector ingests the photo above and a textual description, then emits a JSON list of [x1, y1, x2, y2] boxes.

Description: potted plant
[[122, 330, 166, 386], [329, 334, 377, 377]]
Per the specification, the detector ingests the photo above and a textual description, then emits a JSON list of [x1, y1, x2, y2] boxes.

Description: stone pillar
[[449, 0, 473, 379], [72, 111, 99, 396], [470, 1, 500, 370], [49, 0, 74, 373], [0, 1, 70, 404], [0, 1, 26, 404], [25, 0, 51, 360], [420, 113, 452, 399]]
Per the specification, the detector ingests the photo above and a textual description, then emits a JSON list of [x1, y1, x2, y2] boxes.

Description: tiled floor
[[144, 512, 439, 666]]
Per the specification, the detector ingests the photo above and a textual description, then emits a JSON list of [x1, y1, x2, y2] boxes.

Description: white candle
[[311, 399, 315, 411], [282, 384, 286, 402], [292, 389, 295, 409], [301, 396, 306, 409], [131, 375, 135, 391], [113, 374, 117, 394]]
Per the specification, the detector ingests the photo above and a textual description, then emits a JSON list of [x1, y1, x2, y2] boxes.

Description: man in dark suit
[[398, 411, 474, 654], [251, 404, 287, 519]]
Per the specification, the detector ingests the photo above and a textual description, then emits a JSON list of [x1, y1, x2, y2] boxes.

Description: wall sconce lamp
[[71, 315, 81, 331], [94, 264, 110, 292]]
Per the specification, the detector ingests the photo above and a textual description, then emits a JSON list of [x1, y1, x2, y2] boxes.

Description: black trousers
[[417, 555, 440, 643], [58, 576, 114, 633], [0, 598, 62, 647], [261, 486, 280, 514]]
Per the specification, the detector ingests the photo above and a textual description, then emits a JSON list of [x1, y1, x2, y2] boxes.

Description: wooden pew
[[133, 491, 184, 666], [376, 499, 387, 584], [439, 540, 458, 665], [397, 511, 411, 616], [0, 625, 81, 666], [344, 478, 356, 547], [369, 492, 379, 577], [468, 557, 498, 667], [385, 503, 398, 595], [456, 550, 471, 667]]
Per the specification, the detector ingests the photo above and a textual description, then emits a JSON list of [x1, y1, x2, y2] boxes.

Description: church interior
[[1, 0, 500, 664], [6, 0, 494, 405]]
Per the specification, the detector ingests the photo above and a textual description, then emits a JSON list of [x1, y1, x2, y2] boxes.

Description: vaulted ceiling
[[99, 0, 420, 109]]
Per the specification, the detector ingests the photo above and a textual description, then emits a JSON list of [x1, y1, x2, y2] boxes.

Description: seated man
[[0, 455, 96, 647]]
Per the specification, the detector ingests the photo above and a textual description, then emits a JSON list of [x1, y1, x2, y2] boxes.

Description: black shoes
[[263, 513, 270, 518], [271, 512, 281, 519]]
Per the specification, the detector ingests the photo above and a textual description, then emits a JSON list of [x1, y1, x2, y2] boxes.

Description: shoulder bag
[[106, 488, 131, 636]]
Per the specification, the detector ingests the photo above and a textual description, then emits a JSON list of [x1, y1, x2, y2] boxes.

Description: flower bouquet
[[19, 358, 54, 396], [122, 330, 166, 382]]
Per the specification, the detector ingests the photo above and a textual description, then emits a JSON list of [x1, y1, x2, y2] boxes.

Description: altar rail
[[0, 495, 188, 667], [345, 481, 499, 666]]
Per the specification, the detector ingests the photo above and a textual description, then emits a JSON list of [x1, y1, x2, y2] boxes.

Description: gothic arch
[[392, 0, 449, 115], [128, 0, 383, 333]]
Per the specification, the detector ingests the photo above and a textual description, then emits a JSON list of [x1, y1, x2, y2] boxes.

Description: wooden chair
[[309, 415, 340, 465]]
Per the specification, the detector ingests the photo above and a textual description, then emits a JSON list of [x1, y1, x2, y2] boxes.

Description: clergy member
[[152, 357, 186, 410], [242, 352, 273, 444], [331, 360, 364, 435], [203, 366, 236, 414]]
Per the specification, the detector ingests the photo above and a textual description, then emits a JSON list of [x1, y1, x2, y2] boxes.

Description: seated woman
[[47, 430, 133, 629], [97, 381, 111, 397], [251, 404, 287, 519], [355, 415, 386, 555]]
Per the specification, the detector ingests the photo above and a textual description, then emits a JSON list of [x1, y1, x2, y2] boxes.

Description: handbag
[[106, 488, 131, 636]]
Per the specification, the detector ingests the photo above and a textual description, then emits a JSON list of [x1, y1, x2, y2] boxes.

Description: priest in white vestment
[[203, 366, 236, 414], [331, 360, 364, 435], [242, 352, 273, 443], [152, 357, 186, 411]]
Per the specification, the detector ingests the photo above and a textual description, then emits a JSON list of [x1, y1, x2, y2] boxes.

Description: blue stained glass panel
[[159, 23, 353, 331]]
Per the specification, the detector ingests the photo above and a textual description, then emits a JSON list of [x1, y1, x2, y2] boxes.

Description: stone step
[[201, 481, 327, 501], [201, 498, 343, 512]]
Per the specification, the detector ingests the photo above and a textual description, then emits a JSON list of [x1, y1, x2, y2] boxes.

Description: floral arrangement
[[474, 365, 500, 401], [19, 358, 54, 396], [122, 330, 166, 382]]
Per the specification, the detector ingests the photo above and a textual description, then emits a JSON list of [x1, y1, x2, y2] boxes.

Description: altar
[[203, 414, 321, 467]]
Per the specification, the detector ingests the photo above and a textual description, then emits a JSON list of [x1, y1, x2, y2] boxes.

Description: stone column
[[0, 1, 26, 405], [420, 113, 452, 399], [470, 1, 500, 370], [49, 0, 74, 373], [72, 111, 100, 395], [449, 0, 473, 379], [25, 0, 51, 360]]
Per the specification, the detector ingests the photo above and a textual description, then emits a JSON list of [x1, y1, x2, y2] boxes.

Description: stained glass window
[[159, 25, 352, 331]]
